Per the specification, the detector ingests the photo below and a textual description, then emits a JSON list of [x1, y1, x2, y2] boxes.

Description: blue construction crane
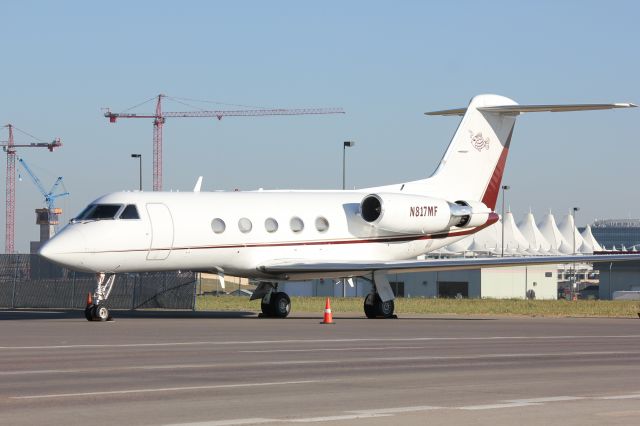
[[17, 157, 69, 221]]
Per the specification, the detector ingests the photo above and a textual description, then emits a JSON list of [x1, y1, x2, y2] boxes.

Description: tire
[[377, 297, 395, 318], [261, 297, 274, 317], [270, 292, 291, 318], [84, 305, 94, 321], [93, 305, 110, 322], [364, 293, 377, 319]]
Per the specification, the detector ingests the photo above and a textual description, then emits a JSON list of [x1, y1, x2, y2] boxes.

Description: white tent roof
[[518, 211, 551, 251], [445, 236, 472, 253], [579, 225, 601, 253], [502, 211, 530, 254], [538, 212, 571, 252], [557, 213, 586, 253]]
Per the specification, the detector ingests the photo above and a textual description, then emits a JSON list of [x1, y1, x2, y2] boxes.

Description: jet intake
[[360, 194, 491, 234]]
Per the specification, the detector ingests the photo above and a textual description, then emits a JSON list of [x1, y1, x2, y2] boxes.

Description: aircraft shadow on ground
[[0, 309, 257, 320]]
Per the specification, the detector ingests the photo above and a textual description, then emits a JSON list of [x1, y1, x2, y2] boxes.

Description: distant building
[[591, 219, 640, 250]]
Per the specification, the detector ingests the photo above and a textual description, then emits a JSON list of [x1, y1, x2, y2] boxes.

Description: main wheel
[[364, 293, 377, 318], [270, 292, 291, 318], [377, 297, 395, 318], [261, 297, 274, 317], [84, 305, 95, 321], [363, 293, 395, 318], [93, 304, 110, 322]]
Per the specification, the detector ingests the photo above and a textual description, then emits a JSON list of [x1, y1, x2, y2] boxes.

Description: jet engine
[[359, 193, 491, 234]]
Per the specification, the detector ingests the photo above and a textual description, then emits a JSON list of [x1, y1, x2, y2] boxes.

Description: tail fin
[[425, 94, 517, 210], [379, 94, 635, 210]]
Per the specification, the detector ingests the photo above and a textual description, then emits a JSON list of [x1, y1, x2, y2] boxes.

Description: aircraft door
[[146, 203, 174, 260]]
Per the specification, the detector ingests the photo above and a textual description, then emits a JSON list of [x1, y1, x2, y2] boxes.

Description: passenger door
[[146, 203, 174, 260]]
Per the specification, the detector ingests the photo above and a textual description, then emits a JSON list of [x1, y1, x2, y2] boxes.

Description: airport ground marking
[[2, 334, 640, 350], [161, 392, 640, 425], [10, 380, 324, 400], [1, 350, 638, 377]]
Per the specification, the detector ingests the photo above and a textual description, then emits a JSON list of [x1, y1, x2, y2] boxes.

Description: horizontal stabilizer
[[426, 102, 636, 116]]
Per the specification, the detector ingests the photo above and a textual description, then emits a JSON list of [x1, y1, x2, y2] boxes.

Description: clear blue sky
[[1, 0, 638, 252]]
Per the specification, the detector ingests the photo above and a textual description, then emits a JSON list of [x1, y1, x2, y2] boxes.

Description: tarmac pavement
[[1, 309, 639, 425]]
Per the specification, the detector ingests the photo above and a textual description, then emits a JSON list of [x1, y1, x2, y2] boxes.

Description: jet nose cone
[[39, 227, 87, 269]]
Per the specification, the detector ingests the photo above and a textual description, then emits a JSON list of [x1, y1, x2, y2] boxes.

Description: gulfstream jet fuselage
[[39, 94, 638, 321]]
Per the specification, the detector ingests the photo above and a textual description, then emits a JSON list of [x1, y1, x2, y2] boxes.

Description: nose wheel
[[85, 273, 116, 322], [85, 304, 112, 321]]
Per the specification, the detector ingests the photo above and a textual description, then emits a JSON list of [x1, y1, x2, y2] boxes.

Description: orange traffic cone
[[86, 292, 93, 306], [321, 297, 334, 324]]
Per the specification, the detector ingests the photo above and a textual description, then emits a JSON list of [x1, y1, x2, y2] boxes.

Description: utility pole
[[500, 185, 510, 257]]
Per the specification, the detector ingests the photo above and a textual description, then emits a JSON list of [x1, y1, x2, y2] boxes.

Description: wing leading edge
[[258, 254, 640, 280]]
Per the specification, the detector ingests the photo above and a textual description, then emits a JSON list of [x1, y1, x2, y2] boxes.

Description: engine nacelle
[[359, 193, 492, 234], [449, 200, 492, 228], [360, 193, 454, 234]]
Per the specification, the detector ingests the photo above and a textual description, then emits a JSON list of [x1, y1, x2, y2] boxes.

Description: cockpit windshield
[[74, 204, 122, 221]]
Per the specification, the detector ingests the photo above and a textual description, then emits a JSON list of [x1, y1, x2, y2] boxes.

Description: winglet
[[193, 176, 203, 192]]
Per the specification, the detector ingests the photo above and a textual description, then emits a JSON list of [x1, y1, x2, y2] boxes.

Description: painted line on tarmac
[[595, 393, 640, 400], [10, 380, 323, 400], [161, 391, 640, 425], [1, 351, 638, 377], [2, 334, 640, 350], [459, 402, 539, 410]]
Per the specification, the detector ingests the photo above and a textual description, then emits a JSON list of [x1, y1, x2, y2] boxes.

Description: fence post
[[11, 256, 18, 309]]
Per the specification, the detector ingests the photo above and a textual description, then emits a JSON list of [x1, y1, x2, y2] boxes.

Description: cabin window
[[75, 204, 122, 220], [238, 217, 253, 233], [265, 218, 278, 233], [119, 204, 140, 219], [290, 216, 304, 233], [315, 216, 329, 232], [211, 218, 226, 234]]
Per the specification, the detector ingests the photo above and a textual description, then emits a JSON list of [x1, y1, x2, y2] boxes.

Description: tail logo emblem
[[469, 130, 490, 151]]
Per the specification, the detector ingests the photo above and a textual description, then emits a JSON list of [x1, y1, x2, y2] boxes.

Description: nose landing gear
[[85, 273, 116, 322]]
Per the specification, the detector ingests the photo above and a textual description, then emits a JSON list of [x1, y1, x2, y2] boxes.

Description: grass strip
[[196, 295, 640, 318]]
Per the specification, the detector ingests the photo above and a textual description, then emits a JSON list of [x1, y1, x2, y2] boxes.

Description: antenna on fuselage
[[193, 176, 203, 192]]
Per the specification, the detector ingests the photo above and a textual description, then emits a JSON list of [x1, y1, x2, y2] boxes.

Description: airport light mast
[[104, 94, 345, 191], [0, 124, 62, 253]]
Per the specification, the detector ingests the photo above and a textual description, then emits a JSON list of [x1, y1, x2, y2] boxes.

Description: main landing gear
[[85, 273, 116, 322], [363, 270, 397, 319], [364, 293, 395, 319], [252, 282, 291, 318]]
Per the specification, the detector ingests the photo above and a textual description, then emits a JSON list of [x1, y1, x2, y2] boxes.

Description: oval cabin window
[[211, 218, 226, 234], [238, 217, 253, 233], [265, 218, 278, 233], [315, 216, 329, 232], [290, 217, 304, 233]]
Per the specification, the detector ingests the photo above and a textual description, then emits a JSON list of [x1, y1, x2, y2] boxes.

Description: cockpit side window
[[76, 204, 122, 220], [119, 204, 140, 220]]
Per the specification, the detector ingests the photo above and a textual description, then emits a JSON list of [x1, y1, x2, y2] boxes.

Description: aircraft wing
[[258, 254, 640, 280]]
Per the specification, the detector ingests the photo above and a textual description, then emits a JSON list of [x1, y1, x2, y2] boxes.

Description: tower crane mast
[[104, 94, 345, 191], [1, 124, 62, 253]]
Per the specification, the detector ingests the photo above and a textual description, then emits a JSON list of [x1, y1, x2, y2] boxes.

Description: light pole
[[342, 141, 355, 297], [131, 154, 142, 191], [342, 141, 355, 190], [572, 206, 580, 298], [501, 185, 510, 257]]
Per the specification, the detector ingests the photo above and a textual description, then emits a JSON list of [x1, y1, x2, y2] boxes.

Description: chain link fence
[[0, 255, 196, 310]]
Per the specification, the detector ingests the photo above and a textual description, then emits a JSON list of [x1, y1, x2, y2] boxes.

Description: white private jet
[[40, 94, 638, 321]]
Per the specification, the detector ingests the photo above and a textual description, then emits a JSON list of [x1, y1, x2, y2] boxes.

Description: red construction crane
[[1, 124, 62, 253], [104, 94, 345, 191]]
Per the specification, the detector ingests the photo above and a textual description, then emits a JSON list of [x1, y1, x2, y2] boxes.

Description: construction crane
[[18, 157, 69, 228], [1, 124, 62, 253], [104, 94, 345, 191]]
